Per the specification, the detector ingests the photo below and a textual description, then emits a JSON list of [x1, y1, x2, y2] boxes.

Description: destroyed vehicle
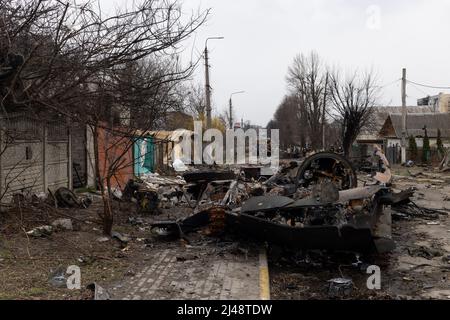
[[294, 152, 358, 190], [151, 149, 412, 254], [230, 184, 412, 253], [230, 148, 404, 253]]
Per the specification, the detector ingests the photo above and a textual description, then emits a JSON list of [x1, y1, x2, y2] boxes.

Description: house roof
[[383, 113, 450, 138], [137, 129, 195, 142], [358, 105, 438, 140]]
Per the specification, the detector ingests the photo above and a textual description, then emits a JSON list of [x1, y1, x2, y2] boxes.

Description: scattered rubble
[[120, 173, 189, 213], [26, 225, 53, 237], [176, 254, 199, 262], [3, 146, 449, 300], [327, 278, 353, 299], [407, 245, 444, 260], [51, 218, 73, 231], [96, 236, 110, 243], [147, 148, 415, 254], [54, 187, 92, 209], [111, 231, 131, 244], [87, 282, 111, 300], [49, 266, 66, 288], [392, 202, 448, 220]]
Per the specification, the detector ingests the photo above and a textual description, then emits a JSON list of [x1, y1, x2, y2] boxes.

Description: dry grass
[[0, 198, 149, 300]]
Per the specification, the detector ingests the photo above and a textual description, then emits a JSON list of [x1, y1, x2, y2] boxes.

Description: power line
[[377, 78, 401, 89], [406, 79, 450, 90], [408, 82, 432, 97]]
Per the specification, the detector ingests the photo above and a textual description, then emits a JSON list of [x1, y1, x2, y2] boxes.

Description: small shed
[[133, 129, 194, 176]]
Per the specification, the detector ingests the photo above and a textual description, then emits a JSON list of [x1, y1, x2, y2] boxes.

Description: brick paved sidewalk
[[109, 242, 263, 300]]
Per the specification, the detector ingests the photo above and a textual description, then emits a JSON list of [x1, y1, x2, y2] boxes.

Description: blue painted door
[[134, 137, 154, 176]]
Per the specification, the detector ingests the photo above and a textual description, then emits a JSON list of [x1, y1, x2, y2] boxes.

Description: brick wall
[[96, 124, 133, 190]]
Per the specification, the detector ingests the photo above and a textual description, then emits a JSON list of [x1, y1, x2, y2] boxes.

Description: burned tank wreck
[[151, 148, 413, 254]]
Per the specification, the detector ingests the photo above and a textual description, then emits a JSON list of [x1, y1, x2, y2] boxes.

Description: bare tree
[[286, 52, 328, 150], [184, 83, 206, 119], [271, 95, 302, 149], [328, 70, 379, 157], [0, 0, 209, 235]]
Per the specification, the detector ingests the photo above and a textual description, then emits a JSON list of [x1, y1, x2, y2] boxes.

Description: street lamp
[[204, 37, 224, 128], [229, 91, 246, 129]]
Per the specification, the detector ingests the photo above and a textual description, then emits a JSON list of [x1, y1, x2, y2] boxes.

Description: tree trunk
[[343, 141, 351, 158], [92, 124, 114, 236], [101, 194, 114, 236]]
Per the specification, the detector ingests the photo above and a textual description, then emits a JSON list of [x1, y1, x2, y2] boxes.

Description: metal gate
[[387, 144, 401, 165]]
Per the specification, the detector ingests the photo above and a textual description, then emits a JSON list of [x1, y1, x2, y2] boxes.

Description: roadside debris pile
[[4, 146, 433, 256], [119, 173, 188, 214], [8, 187, 92, 210], [51, 187, 93, 209], [25, 218, 75, 238], [391, 201, 448, 221], [148, 146, 418, 254], [327, 278, 354, 299], [4, 187, 91, 237]]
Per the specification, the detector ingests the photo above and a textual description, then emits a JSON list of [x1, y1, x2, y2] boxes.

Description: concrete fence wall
[[0, 115, 72, 203]]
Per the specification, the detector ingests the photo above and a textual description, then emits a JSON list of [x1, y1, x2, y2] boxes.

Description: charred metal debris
[[124, 150, 418, 254]]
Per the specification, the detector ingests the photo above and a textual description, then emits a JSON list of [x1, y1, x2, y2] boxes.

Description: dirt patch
[[0, 196, 193, 300]]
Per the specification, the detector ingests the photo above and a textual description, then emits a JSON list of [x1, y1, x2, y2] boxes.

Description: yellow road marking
[[259, 247, 270, 300]]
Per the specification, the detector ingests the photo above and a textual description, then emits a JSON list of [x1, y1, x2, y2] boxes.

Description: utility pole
[[322, 72, 329, 150], [204, 37, 224, 129], [229, 97, 233, 129], [401, 68, 407, 164], [229, 91, 245, 129], [204, 47, 212, 128]]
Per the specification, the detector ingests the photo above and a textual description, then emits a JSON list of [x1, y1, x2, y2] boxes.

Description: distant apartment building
[[417, 92, 450, 113]]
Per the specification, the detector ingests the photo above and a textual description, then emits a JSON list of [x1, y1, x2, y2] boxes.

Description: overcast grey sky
[[102, 0, 450, 126]]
